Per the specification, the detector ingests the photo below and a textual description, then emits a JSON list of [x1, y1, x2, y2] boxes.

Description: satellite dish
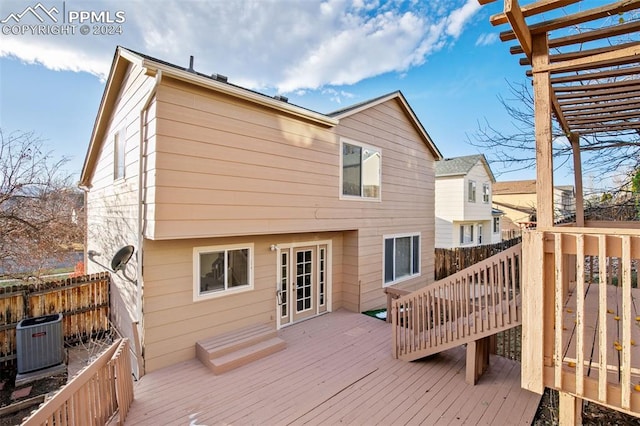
[[111, 245, 135, 272]]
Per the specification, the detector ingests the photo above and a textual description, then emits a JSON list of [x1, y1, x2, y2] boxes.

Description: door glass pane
[[295, 250, 313, 312], [319, 248, 325, 305], [281, 252, 288, 317]]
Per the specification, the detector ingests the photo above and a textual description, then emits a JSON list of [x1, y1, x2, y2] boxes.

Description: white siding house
[[434, 154, 502, 248]]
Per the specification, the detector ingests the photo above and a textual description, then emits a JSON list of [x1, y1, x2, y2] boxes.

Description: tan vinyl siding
[[141, 232, 344, 372]]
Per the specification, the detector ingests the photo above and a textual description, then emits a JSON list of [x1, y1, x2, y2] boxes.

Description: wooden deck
[[125, 310, 540, 425]]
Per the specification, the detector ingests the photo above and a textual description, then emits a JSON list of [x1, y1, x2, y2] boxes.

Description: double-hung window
[[482, 183, 490, 203], [493, 217, 500, 234], [193, 243, 253, 300], [468, 180, 476, 203], [383, 233, 420, 286], [341, 140, 381, 200]]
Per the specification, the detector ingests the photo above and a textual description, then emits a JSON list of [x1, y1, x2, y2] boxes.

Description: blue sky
[[0, 0, 578, 184]]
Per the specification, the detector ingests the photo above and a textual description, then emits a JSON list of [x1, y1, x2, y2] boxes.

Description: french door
[[277, 242, 329, 327]]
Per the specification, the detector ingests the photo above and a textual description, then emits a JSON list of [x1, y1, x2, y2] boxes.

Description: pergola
[[480, 1, 640, 424], [481, 0, 640, 227]]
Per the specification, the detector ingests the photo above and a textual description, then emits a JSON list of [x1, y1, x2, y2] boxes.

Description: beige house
[[434, 154, 502, 248], [493, 180, 576, 232], [79, 47, 442, 374]]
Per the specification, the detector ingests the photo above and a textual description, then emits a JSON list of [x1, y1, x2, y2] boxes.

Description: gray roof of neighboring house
[[435, 154, 495, 181]]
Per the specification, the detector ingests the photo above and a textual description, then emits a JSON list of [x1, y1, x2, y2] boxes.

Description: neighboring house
[[434, 154, 501, 248], [79, 47, 442, 375], [492, 180, 576, 232]]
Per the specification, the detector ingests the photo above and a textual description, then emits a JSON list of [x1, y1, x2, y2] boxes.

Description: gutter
[[134, 69, 162, 377]]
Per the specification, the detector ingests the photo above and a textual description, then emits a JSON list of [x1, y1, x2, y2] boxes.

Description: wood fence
[[22, 338, 134, 426], [434, 237, 522, 280], [0, 273, 110, 364]]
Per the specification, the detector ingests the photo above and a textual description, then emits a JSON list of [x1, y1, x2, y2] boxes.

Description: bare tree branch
[[0, 129, 84, 279]]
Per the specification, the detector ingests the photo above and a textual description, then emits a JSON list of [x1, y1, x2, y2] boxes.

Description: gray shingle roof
[[435, 154, 487, 177]]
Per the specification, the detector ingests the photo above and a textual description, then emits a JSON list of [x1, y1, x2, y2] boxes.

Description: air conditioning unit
[[16, 313, 64, 374]]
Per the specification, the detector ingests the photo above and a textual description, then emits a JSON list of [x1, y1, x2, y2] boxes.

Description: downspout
[[136, 69, 162, 376]]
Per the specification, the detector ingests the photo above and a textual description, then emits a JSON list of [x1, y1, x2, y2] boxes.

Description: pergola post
[[531, 34, 554, 228], [570, 133, 584, 227]]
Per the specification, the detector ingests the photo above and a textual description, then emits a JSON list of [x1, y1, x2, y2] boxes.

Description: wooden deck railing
[[23, 338, 134, 426], [522, 227, 640, 417], [391, 243, 521, 362]]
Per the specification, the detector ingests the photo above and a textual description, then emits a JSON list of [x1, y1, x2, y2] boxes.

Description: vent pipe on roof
[[274, 95, 288, 103], [188, 55, 194, 72], [211, 73, 228, 83]]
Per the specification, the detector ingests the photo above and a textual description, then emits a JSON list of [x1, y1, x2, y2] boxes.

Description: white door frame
[[275, 239, 332, 329]]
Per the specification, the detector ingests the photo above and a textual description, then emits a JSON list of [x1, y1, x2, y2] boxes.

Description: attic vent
[[188, 55, 195, 72], [211, 73, 228, 83], [274, 95, 288, 103]]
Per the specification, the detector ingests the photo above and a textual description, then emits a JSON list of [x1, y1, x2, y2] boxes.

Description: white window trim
[[193, 243, 254, 301], [339, 138, 382, 202], [493, 217, 500, 234], [382, 232, 421, 288]]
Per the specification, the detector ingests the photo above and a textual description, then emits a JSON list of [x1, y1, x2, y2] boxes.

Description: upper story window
[[113, 129, 126, 180], [493, 217, 500, 233], [193, 243, 253, 301], [383, 233, 420, 286], [482, 183, 490, 203], [468, 180, 476, 203], [341, 139, 381, 200]]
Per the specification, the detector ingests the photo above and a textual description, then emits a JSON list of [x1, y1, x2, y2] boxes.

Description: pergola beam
[[511, 20, 640, 55], [492, 0, 580, 26], [519, 41, 640, 66], [501, 0, 640, 42], [505, 0, 533, 56]]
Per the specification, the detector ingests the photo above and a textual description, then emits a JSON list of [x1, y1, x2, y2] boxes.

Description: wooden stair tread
[[196, 323, 276, 360], [209, 337, 286, 375], [196, 323, 286, 375]]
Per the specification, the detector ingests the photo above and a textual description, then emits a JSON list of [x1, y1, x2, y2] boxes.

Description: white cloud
[[0, 0, 483, 94], [445, 0, 481, 38], [475, 32, 499, 46]]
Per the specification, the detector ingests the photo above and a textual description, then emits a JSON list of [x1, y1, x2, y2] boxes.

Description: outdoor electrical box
[[16, 313, 64, 374]]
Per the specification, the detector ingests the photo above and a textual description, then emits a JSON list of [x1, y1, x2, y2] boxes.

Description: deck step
[[208, 337, 286, 375], [196, 324, 286, 374]]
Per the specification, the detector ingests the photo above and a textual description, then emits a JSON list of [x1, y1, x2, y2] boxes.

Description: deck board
[[125, 310, 540, 425]]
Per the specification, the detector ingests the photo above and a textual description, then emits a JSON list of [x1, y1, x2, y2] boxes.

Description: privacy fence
[[0, 272, 110, 364], [434, 237, 522, 281]]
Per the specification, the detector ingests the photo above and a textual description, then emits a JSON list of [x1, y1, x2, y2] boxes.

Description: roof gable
[[329, 91, 442, 159], [435, 154, 495, 181]]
